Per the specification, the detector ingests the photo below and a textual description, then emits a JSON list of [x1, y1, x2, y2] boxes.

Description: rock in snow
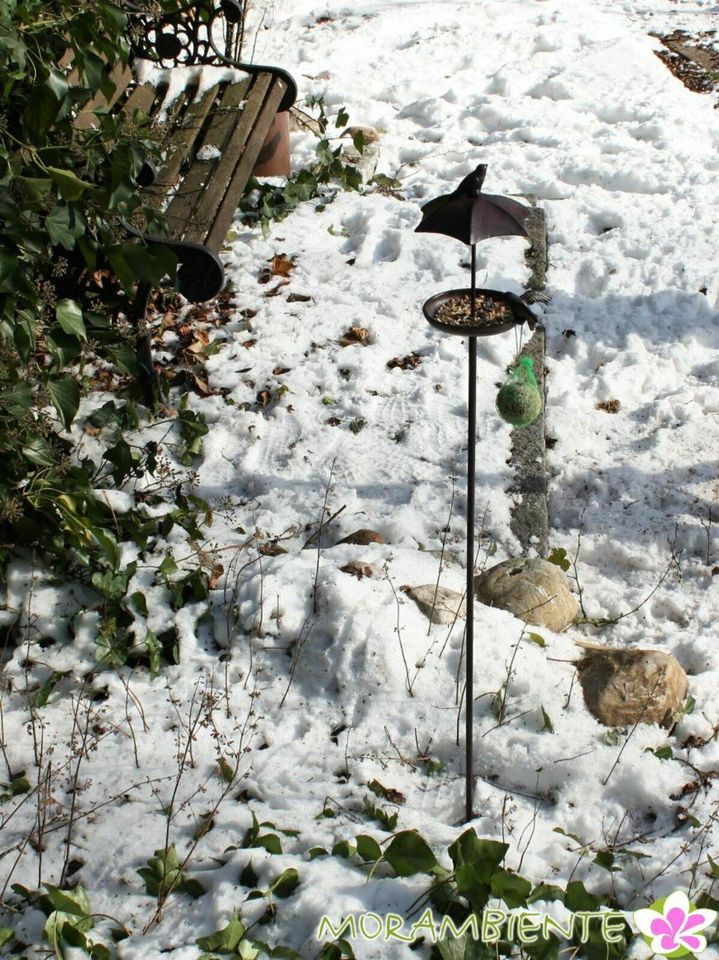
[[576, 645, 688, 728], [403, 584, 467, 624], [338, 528, 385, 545], [474, 557, 579, 632]]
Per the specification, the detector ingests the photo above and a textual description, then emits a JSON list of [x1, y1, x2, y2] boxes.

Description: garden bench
[[68, 0, 296, 399]]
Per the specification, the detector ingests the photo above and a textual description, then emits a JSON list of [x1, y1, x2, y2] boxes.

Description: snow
[[3, 0, 719, 956]]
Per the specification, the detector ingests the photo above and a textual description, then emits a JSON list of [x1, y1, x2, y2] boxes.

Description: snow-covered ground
[[3, 0, 719, 957]]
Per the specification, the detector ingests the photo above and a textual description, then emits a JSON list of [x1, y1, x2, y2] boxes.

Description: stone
[[341, 125, 381, 145], [402, 584, 466, 625], [338, 529, 385, 546], [339, 561, 375, 579], [575, 644, 688, 728], [474, 557, 578, 632]]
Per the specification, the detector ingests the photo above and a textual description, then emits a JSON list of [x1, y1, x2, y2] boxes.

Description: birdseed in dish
[[434, 293, 514, 327]]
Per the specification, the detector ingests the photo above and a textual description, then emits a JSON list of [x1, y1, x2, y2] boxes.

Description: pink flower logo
[[634, 891, 716, 957]]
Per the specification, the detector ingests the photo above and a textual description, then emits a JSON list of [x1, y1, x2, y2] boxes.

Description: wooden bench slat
[[140, 82, 220, 207], [162, 79, 255, 241], [120, 82, 161, 121], [176, 74, 281, 250], [73, 62, 134, 130], [204, 77, 286, 250]]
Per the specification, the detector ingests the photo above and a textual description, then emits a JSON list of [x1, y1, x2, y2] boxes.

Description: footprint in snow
[[527, 77, 573, 101], [373, 229, 403, 264], [339, 209, 373, 254]]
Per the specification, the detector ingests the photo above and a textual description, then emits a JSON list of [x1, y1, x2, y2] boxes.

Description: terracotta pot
[[252, 111, 291, 177]]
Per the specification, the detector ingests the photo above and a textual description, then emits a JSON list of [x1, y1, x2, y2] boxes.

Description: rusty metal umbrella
[[415, 164, 530, 822]]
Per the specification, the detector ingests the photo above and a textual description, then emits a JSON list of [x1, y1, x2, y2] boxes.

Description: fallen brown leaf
[[265, 281, 290, 297], [340, 325, 370, 346], [270, 253, 295, 277], [387, 353, 422, 371], [193, 375, 211, 395], [259, 543, 288, 556], [209, 563, 224, 590]]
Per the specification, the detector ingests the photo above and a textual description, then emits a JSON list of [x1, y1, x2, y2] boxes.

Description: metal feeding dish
[[423, 287, 537, 338]]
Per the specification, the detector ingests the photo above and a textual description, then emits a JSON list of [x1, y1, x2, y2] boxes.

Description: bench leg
[[131, 282, 158, 406]]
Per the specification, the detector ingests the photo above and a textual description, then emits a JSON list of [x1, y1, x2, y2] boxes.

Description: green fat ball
[[496, 357, 542, 428]]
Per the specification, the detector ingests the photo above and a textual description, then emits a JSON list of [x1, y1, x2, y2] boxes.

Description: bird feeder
[[415, 163, 536, 822]]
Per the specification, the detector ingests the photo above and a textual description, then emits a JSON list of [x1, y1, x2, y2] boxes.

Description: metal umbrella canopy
[[415, 164, 530, 822]]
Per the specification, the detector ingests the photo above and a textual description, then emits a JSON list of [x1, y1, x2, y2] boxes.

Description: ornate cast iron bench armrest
[[122, 0, 297, 110]]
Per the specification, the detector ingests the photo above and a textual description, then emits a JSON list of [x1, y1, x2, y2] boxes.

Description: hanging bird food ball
[[496, 357, 542, 428]]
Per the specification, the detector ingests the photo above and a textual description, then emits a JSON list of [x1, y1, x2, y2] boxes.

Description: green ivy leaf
[[137, 845, 183, 896], [241, 814, 283, 855], [593, 850, 617, 873], [0, 381, 33, 416], [384, 830, 437, 877], [46, 329, 83, 368], [0, 253, 17, 293], [308, 847, 328, 860], [540, 706, 554, 733], [56, 298, 86, 340], [448, 830, 508, 885], [23, 86, 58, 141], [355, 834, 382, 862], [9, 775, 30, 795], [331, 839, 355, 860], [436, 937, 465, 960], [564, 880, 605, 911], [129, 591, 148, 617], [106, 343, 139, 377], [490, 867, 532, 908], [45, 205, 84, 249], [33, 673, 62, 707], [22, 436, 57, 468], [179, 878, 205, 898], [218, 756, 235, 783], [103, 438, 136, 484], [197, 915, 246, 952], [48, 376, 80, 429], [252, 941, 301, 960], [46, 166, 94, 202], [547, 547, 571, 572], [145, 629, 161, 680], [117, 242, 177, 286], [270, 868, 300, 899], [44, 884, 92, 919], [527, 882, 565, 904]]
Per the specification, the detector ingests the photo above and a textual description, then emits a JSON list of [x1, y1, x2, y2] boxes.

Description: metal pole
[[465, 244, 477, 822]]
